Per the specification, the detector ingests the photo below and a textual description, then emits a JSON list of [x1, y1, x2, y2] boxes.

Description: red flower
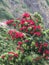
[[25, 40, 29, 43], [15, 32, 20, 38], [45, 56, 49, 59], [27, 20, 35, 25], [18, 41, 23, 45], [22, 12, 30, 17], [36, 25, 41, 30], [8, 30, 16, 36], [8, 30, 24, 39], [20, 19, 25, 24], [15, 32, 24, 38], [8, 52, 18, 57], [33, 25, 41, 30], [43, 43, 48, 47], [38, 44, 42, 53], [8, 30, 13, 36], [35, 42, 39, 47], [45, 50, 49, 54], [20, 26, 26, 31], [6, 20, 14, 25], [14, 53, 18, 57], [8, 52, 15, 55], [13, 23, 16, 27], [19, 32, 24, 38], [8, 30, 16, 40], [1, 55, 5, 59], [34, 32, 41, 36]]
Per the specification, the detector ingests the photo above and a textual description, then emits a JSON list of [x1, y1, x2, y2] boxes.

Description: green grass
[[0, 27, 17, 55], [0, 8, 14, 20]]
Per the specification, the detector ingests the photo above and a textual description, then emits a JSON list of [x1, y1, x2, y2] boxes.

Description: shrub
[[0, 12, 49, 65]]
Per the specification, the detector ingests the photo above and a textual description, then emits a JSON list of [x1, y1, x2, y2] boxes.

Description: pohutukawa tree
[[0, 12, 49, 65]]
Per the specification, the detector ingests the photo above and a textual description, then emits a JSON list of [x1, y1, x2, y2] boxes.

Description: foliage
[[44, 29, 49, 42]]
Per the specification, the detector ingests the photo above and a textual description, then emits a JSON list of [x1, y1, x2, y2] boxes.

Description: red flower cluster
[[17, 41, 23, 45], [44, 50, 49, 55], [8, 30, 24, 40], [43, 43, 48, 47], [24, 40, 29, 43], [19, 13, 41, 37], [1, 52, 18, 60], [1, 13, 49, 62], [22, 12, 30, 18], [34, 32, 41, 36], [20, 19, 35, 25], [6, 20, 14, 25], [35, 42, 48, 54], [35, 42, 48, 47]]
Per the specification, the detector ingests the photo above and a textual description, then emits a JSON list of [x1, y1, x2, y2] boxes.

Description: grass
[[0, 27, 17, 55], [0, 8, 14, 20]]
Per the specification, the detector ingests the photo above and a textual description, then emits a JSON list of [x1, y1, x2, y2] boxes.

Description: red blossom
[[1, 55, 5, 59], [36, 25, 41, 29], [19, 32, 24, 38], [22, 12, 30, 18], [13, 23, 16, 27], [20, 26, 26, 31], [45, 50, 49, 54], [30, 31, 33, 34], [8, 52, 18, 57], [8, 30, 16, 40], [27, 20, 35, 25], [38, 44, 42, 53], [14, 54, 18, 57], [34, 32, 41, 36], [8, 52, 15, 55], [15, 32, 19, 38], [25, 29, 28, 32], [18, 41, 23, 45], [43, 43, 48, 47], [20, 19, 35, 25], [25, 40, 29, 43], [6, 20, 14, 25], [15, 32, 24, 39], [45, 56, 49, 59], [35, 42, 39, 47], [20, 19, 26, 24], [33, 25, 41, 30], [8, 30, 16, 36], [8, 30, 24, 39]]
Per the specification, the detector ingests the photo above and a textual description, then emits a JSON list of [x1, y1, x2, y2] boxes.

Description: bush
[[0, 12, 49, 65]]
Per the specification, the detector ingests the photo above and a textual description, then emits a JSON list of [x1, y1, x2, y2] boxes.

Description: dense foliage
[[0, 12, 49, 65]]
